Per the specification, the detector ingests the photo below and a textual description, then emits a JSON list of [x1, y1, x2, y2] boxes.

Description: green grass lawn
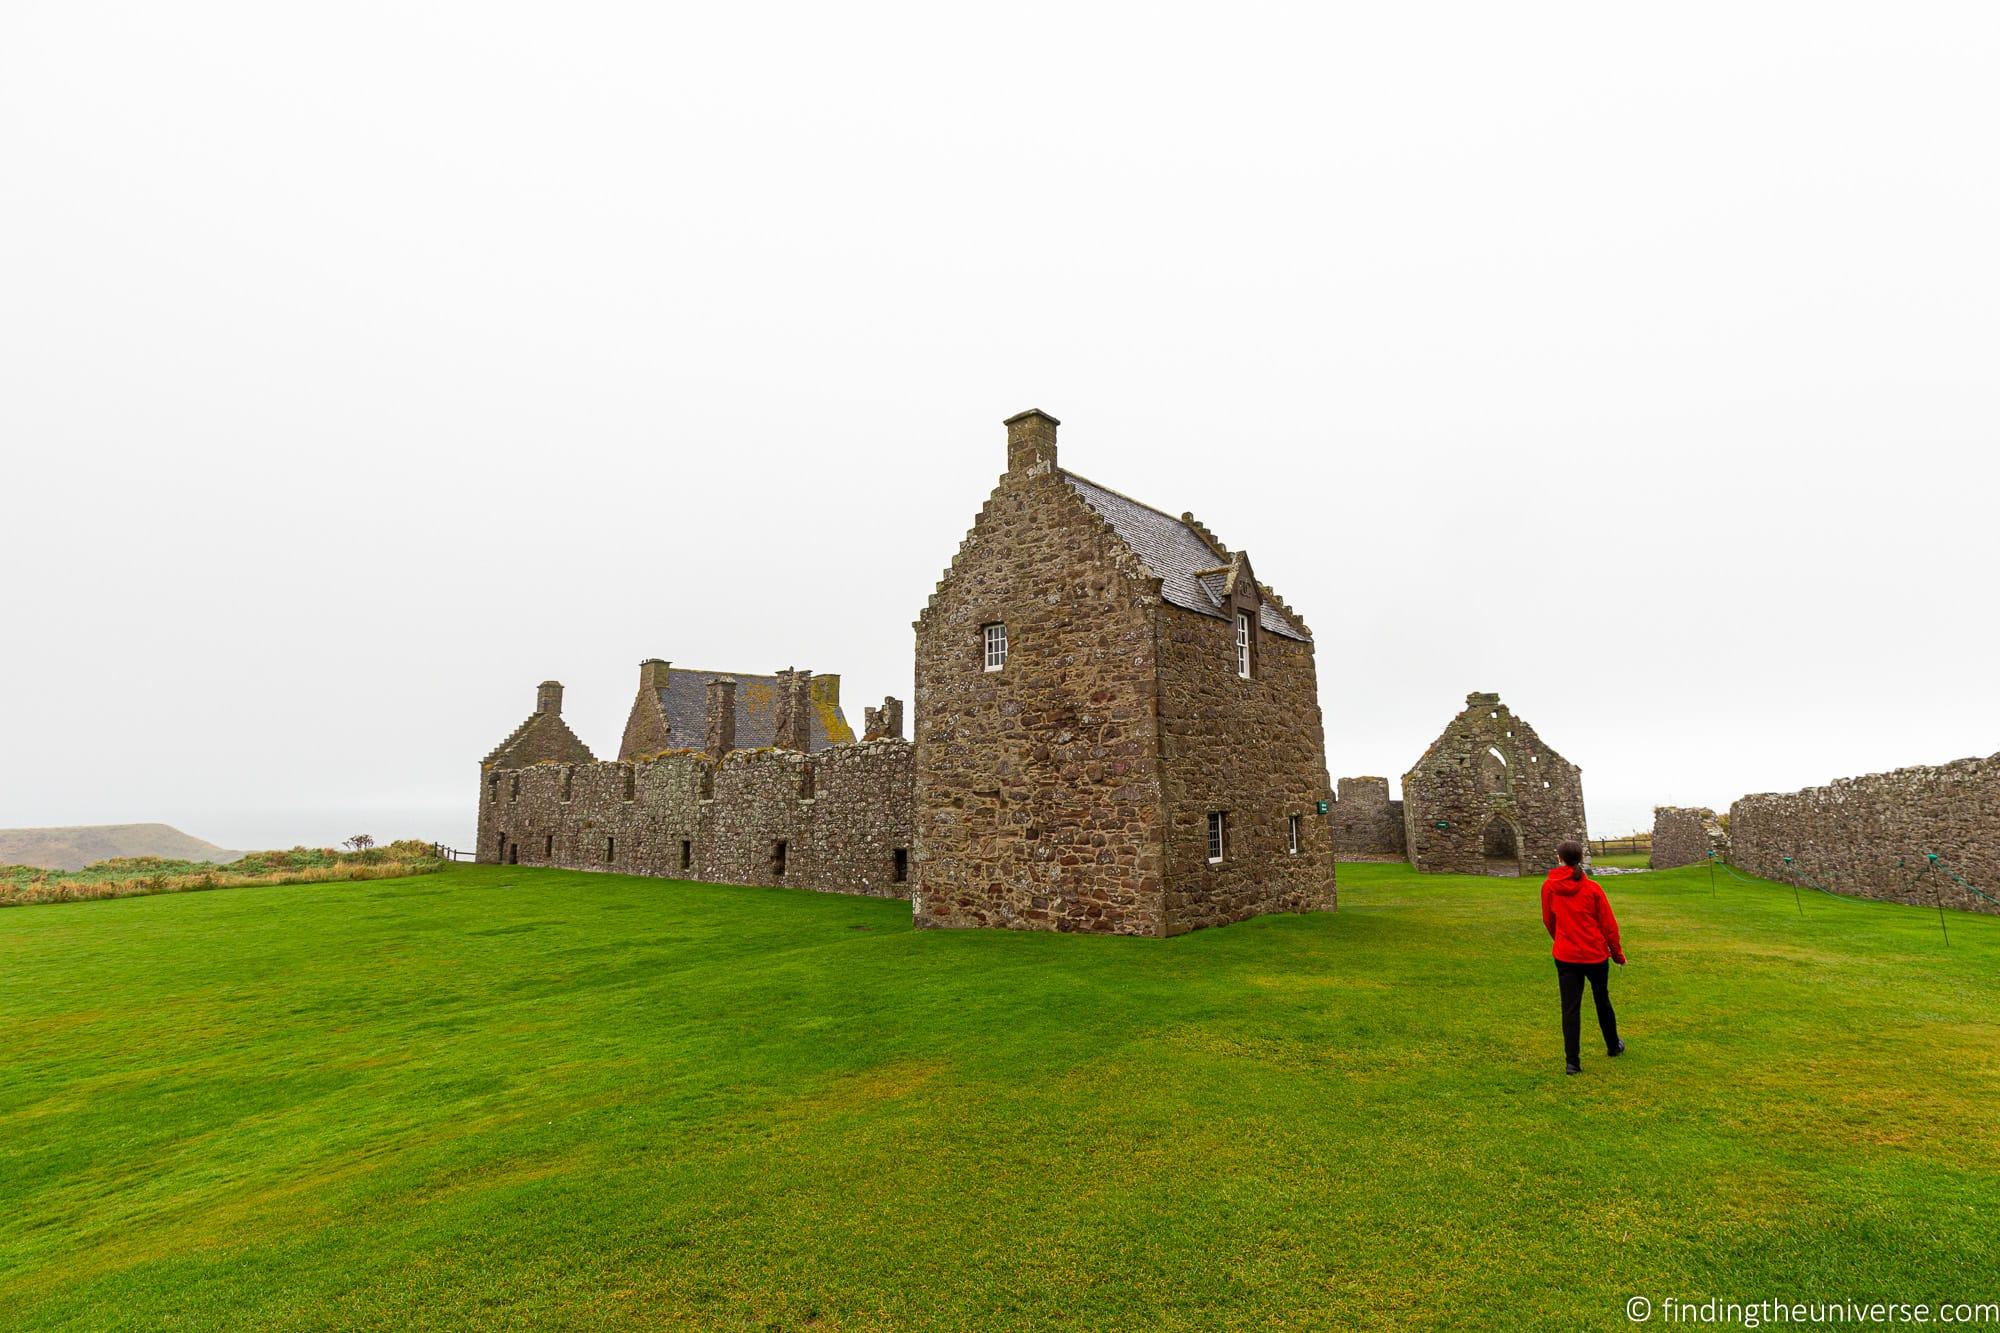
[[1592, 852, 1653, 869], [4, 863, 1997, 1330]]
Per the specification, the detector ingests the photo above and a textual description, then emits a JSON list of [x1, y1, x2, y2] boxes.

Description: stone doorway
[[1481, 815, 1521, 877]]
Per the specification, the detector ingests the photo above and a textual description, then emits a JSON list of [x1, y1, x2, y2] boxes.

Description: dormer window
[[1236, 612, 1252, 679], [983, 622, 1008, 671]]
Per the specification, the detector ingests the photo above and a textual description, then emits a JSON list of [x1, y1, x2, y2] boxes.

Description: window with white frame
[[1236, 612, 1252, 679], [1207, 811, 1226, 863], [1288, 814, 1301, 854], [983, 622, 1008, 671]]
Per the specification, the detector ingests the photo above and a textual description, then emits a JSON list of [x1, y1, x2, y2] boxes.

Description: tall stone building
[[911, 410, 1336, 936], [1401, 692, 1586, 876]]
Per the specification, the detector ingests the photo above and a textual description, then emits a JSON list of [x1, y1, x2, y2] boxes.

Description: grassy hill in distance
[[0, 823, 243, 872]]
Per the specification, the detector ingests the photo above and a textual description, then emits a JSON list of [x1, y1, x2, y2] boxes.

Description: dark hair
[[1556, 839, 1585, 881]]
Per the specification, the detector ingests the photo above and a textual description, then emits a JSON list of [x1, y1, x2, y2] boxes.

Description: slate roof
[[1062, 473, 1309, 641], [656, 668, 854, 752]]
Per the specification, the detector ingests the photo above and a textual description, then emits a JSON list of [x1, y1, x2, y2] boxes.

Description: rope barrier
[[1700, 848, 1997, 945]]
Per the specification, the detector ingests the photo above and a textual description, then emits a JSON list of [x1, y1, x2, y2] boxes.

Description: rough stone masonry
[[478, 409, 1338, 936], [1651, 806, 1728, 869], [913, 410, 1335, 935], [1728, 755, 1999, 915], [1399, 693, 1587, 877]]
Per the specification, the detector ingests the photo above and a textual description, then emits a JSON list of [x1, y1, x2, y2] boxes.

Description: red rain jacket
[[1541, 867, 1625, 965]]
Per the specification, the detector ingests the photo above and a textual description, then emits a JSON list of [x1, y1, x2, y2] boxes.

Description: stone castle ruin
[[1651, 806, 1728, 869], [477, 410, 1336, 937], [1329, 776, 1406, 862], [479, 668, 913, 899], [1728, 754, 1999, 916], [1398, 693, 1587, 877]]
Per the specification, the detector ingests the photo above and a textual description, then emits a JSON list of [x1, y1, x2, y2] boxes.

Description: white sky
[[3, 2, 1996, 853]]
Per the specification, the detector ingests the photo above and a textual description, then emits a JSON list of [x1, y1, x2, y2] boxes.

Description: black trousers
[[1555, 960, 1620, 1064]]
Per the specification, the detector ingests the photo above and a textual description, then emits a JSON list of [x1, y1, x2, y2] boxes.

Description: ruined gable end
[[1401, 692, 1586, 877]]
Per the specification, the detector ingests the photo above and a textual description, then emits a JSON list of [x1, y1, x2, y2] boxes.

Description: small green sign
[[1434, 820, 1450, 831], [1316, 800, 1329, 815]]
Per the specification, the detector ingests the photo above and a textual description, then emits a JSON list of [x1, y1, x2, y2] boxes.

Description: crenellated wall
[[1728, 755, 1999, 915], [476, 740, 913, 900], [1331, 777, 1406, 861]]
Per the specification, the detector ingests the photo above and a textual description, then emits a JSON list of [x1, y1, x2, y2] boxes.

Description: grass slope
[[3, 863, 1996, 1330]]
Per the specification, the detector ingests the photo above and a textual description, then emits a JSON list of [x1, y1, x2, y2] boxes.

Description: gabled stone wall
[[1729, 755, 1999, 915], [476, 741, 913, 900], [1331, 777, 1406, 861], [1651, 806, 1727, 869], [1154, 603, 1335, 932], [912, 446, 1168, 935], [1402, 693, 1587, 877]]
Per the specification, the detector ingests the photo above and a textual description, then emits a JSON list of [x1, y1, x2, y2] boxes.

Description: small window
[[496, 831, 507, 859], [511, 773, 520, 799], [1207, 812, 1226, 864], [772, 840, 788, 878], [1236, 612, 1252, 679], [680, 839, 693, 871], [604, 836, 615, 863], [893, 848, 908, 883], [508, 841, 518, 865], [983, 622, 1008, 671], [1288, 815, 1301, 855], [544, 834, 553, 859], [488, 774, 499, 803]]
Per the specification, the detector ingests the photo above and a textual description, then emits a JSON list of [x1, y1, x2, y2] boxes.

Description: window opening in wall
[[488, 774, 499, 803], [496, 830, 507, 859], [772, 840, 788, 879], [511, 773, 520, 799], [983, 622, 1008, 671], [893, 848, 908, 883], [562, 766, 573, 801], [508, 841, 518, 864], [1288, 814, 1301, 854], [544, 834, 553, 859], [1207, 812, 1226, 863], [605, 836, 615, 863], [1237, 612, 1252, 679], [681, 839, 693, 871]]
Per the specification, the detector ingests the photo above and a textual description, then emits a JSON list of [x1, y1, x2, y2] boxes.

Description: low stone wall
[[477, 740, 913, 899], [1331, 776, 1406, 861], [1728, 754, 1999, 915], [1651, 806, 1727, 869]]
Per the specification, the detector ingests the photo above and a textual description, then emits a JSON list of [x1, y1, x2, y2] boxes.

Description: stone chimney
[[536, 681, 564, 715], [863, 696, 904, 742], [704, 677, 736, 757], [638, 658, 671, 692], [772, 668, 814, 752], [1005, 408, 1059, 475]]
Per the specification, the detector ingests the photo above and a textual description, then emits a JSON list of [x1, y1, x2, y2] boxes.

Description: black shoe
[[1608, 1040, 1626, 1058], [1565, 1062, 1582, 1075]]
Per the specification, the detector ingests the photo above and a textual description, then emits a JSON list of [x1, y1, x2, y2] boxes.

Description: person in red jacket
[[1541, 839, 1627, 1075]]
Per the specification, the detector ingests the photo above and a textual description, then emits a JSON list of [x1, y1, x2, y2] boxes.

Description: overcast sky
[[4, 2, 1996, 854]]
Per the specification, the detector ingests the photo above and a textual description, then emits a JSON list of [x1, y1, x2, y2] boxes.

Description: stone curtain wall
[[1331, 777, 1406, 861], [1728, 755, 2000, 916], [1402, 693, 1588, 876], [1651, 806, 1727, 869], [912, 444, 1169, 935], [1153, 604, 1337, 933], [476, 740, 913, 900]]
